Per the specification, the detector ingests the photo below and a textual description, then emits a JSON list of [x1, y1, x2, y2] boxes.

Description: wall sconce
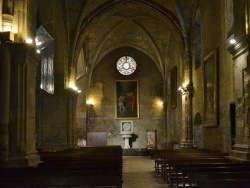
[[25, 38, 33, 44], [229, 38, 236, 44], [68, 82, 81, 93], [178, 83, 188, 93], [86, 99, 94, 112], [178, 83, 192, 94], [157, 100, 164, 107], [86, 99, 94, 106]]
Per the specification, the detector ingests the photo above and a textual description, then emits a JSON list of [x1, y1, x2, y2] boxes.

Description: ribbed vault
[[71, 0, 191, 77]]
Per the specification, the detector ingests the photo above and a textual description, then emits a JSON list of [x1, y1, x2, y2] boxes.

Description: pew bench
[[188, 171, 250, 188], [182, 165, 250, 188], [0, 167, 122, 187], [168, 157, 229, 187], [0, 146, 123, 187], [154, 149, 228, 177], [196, 179, 250, 188]]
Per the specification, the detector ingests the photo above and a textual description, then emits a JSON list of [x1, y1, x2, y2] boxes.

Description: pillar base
[[229, 144, 250, 162], [180, 140, 194, 148], [7, 154, 41, 167]]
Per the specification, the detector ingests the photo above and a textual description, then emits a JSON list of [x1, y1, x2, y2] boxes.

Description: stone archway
[[193, 112, 203, 149]]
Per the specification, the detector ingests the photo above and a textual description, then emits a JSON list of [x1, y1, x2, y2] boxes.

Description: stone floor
[[122, 156, 169, 188]]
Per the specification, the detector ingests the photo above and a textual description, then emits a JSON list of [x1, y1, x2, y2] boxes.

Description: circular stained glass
[[116, 56, 137, 75]]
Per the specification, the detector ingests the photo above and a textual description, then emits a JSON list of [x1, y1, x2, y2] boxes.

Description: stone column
[[2, 0, 14, 32], [7, 42, 40, 167], [161, 78, 168, 148], [0, 42, 10, 166], [180, 85, 194, 148], [67, 90, 78, 146], [180, 45, 194, 148], [227, 33, 250, 161], [86, 104, 95, 133]]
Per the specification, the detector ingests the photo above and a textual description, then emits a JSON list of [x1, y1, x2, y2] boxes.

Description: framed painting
[[203, 50, 218, 127], [115, 80, 139, 119], [171, 66, 177, 108]]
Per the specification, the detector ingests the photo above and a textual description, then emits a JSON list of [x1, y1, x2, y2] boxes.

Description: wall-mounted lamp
[[86, 99, 94, 112], [178, 83, 192, 94], [229, 38, 236, 44], [178, 83, 188, 93], [25, 38, 33, 44], [157, 100, 164, 107], [68, 82, 81, 93], [86, 99, 94, 106]]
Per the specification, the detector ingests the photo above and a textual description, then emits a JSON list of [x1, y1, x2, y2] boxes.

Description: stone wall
[[87, 46, 164, 149], [191, 0, 234, 152]]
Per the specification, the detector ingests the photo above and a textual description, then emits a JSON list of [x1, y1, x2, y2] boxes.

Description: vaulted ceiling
[[38, 0, 197, 76]]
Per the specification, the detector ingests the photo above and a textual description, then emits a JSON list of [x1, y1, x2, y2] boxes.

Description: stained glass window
[[117, 56, 137, 75], [36, 26, 54, 94]]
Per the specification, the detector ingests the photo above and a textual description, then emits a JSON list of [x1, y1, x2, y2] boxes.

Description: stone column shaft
[[226, 29, 250, 161], [180, 90, 193, 148], [0, 42, 10, 166], [7, 43, 40, 167]]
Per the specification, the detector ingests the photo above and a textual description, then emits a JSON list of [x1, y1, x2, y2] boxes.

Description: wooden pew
[[154, 149, 228, 176], [188, 171, 250, 188], [0, 146, 123, 187], [0, 167, 122, 187], [167, 157, 230, 187], [161, 153, 229, 180], [153, 148, 250, 188], [196, 179, 250, 188], [182, 165, 250, 188]]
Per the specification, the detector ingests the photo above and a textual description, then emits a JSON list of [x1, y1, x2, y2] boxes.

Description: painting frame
[[115, 80, 139, 119], [171, 66, 177, 109], [203, 50, 218, 127]]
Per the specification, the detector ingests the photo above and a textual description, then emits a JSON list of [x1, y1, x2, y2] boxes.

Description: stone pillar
[[180, 85, 194, 148], [2, 0, 14, 32], [180, 44, 194, 148], [0, 42, 10, 166], [7, 43, 40, 167], [227, 32, 250, 161], [86, 104, 95, 133], [67, 90, 78, 146], [0, 1, 2, 31]]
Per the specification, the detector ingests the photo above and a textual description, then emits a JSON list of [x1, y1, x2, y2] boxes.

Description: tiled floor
[[122, 156, 169, 188]]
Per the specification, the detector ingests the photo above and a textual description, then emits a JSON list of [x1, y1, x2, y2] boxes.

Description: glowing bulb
[[157, 100, 164, 107], [25, 38, 33, 44], [36, 41, 42, 46], [69, 82, 75, 89], [230, 39, 236, 44], [182, 83, 188, 88], [87, 99, 94, 105]]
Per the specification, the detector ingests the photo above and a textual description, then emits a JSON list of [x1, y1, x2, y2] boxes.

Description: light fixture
[[68, 81, 81, 93], [25, 38, 33, 44], [178, 83, 190, 94], [229, 38, 236, 44], [157, 100, 164, 107], [86, 99, 94, 106]]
